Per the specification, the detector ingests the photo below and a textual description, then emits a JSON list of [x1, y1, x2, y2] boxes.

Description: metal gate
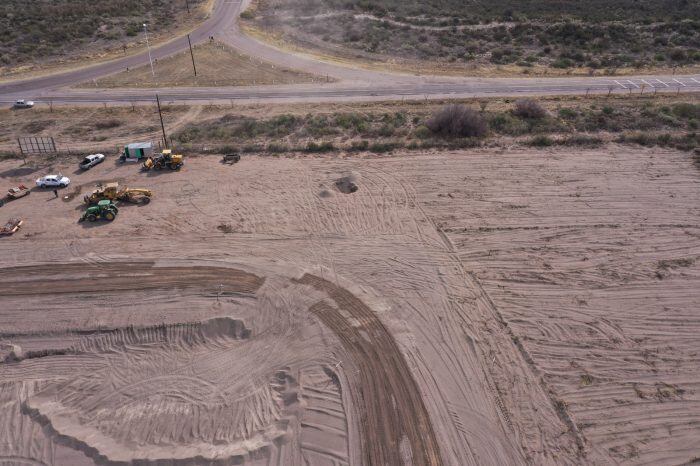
[[17, 136, 57, 155]]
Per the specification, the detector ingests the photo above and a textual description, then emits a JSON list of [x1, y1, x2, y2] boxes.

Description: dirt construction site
[[0, 145, 699, 466]]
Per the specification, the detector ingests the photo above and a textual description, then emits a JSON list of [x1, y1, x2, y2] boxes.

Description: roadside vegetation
[[0, 0, 205, 70], [1, 96, 698, 158], [249, 0, 700, 73], [171, 97, 700, 154]]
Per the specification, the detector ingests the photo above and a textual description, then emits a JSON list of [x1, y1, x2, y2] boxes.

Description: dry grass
[[0, 0, 213, 81], [85, 41, 323, 88], [1, 94, 698, 155]]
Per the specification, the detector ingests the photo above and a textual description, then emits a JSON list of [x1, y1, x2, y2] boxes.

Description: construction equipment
[[79, 200, 119, 223], [142, 149, 184, 171], [84, 182, 152, 205], [222, 153, 241, 164], [0, 185, 30, 207], [119, 142, 154, 163], [0, 218, 23, 235]]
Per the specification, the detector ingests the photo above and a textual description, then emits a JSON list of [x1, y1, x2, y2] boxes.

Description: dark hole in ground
[[335, 176, 358, 194]]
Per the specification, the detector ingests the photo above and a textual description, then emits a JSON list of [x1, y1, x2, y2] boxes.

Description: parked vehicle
[[119, 142, 154, 163], [0, 218, 23, 235], [222, 153, 241, 164], [142, 149, 184, 171], [36, 174, 70, 188], [13, 99, 34, 109], [0, 185, 30, 207], [84, 182, 152, 205], [79, 153, 105, 170], [79, 200, 119, 223]]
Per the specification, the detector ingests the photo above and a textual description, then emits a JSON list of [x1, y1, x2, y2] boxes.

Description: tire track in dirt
[[295, 273, 443, 466]]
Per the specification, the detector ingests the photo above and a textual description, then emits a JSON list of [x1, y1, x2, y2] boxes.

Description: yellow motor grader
[[84, 182, 152, 205]]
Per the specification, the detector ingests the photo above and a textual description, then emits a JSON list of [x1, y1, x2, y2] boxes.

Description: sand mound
[[24, 317, 289, 464]]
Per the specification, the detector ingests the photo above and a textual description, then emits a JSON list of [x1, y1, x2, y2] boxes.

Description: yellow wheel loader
[[142, 149, 184, 171]]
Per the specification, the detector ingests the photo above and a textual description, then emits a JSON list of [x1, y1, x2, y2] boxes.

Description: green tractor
[[79, 200, 119, 223]]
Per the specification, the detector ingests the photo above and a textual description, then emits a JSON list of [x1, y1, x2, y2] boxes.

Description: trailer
[[0, 218, 23, 236], [119, 142, 154, 163]]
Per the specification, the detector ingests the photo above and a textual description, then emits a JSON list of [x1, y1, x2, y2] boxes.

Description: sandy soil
[[0, 145, 698, 465]]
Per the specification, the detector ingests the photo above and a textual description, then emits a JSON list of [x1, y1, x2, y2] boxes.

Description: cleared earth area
[[86, 42, 322, 88], [0, 145, 698, 465]]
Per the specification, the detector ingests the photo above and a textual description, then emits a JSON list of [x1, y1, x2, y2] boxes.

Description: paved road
[[6, 76, 699, 106], [0, 0, 698, 104], [0, 0, 241, 95]]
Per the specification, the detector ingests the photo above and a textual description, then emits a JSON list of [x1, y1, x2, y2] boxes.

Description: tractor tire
[[141, 196, 151, 205], [87, 214, 97, 222], [105, 211, 115, 221], [169, 163, 177, 170]]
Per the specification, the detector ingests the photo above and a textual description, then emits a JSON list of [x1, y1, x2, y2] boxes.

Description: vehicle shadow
[[78, 220, 115, 229], [0, 167, 40, 179]]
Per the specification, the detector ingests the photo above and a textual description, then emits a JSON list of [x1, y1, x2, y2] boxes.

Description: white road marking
[[655, 79, 670, 88], [691, 78, 700, 85], [640, 79, 654, 88], [673, 78, 686, 87], [614, 80, 627, 89], [626, 80, 640, 89]]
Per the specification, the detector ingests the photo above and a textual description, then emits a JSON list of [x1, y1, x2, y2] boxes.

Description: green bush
[[672, 103, 700, 120], [369, 141, 402, 153], [527, 135, 554, 147], [267, 143, 289, 153], [305, 141, 335, 153], [349, 140, 369, 151], [413, 125, 432, 139]]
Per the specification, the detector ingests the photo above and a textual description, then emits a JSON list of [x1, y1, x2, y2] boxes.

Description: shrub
[[369, 141, 402, 153], [413, 125, 432, 139], [348, 140, 369, 151], [672, 103, 700, 120], [527, 135, 554, 147], [514, 99, 547, 119], [94, 119, 122, 129], [267, 143, 288, 153], [426, 104, 487, 138], [562, 135, 603, 146], [305, 141, 335, 153], [558, 108, 578, 120], [489, 113, 529, 135]]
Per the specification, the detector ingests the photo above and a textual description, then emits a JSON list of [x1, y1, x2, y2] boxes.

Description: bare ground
[[84, 42, 323, 89], [0, 145, 698, 465]]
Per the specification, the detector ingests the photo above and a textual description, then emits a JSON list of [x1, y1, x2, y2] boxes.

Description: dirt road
[[0, 0, 699, 105]]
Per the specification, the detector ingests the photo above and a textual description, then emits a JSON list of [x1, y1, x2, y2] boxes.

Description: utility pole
[[187, 34, 197, 77], [143, 23, 155, 77], [155, 94, 168, 149], [185, 0, 190, 13]]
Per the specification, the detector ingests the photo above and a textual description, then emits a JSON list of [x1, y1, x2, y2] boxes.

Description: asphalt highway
[[0, 0, 698, 105]]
